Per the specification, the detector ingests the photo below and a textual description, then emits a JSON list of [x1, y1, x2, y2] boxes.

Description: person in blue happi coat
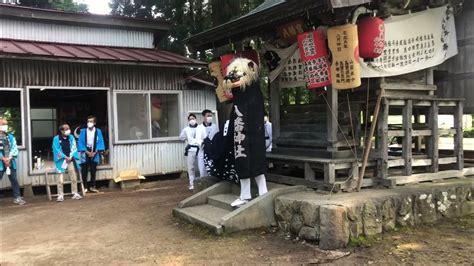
[[0, 118, 26, 205], [78, 116, 105, 193], [52, 123, 82, 202]]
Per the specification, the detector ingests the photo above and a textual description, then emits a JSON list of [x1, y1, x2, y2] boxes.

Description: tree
[[17, 0, 89, 13]]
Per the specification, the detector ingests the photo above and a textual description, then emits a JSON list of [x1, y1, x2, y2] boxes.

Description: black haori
[[203, 79, 267, 182]]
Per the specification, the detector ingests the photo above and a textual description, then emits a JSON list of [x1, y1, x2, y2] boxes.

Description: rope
[[321, 92, 358, 160]]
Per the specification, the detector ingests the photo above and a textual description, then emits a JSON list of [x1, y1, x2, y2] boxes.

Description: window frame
[[26, 86, 113, 175], [113, 90, 183, 145], [0, 88, 26, 149]]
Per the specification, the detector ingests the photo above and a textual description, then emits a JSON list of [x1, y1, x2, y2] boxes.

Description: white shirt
[[87, 127, 96, 149], [195, 123, 219, 146], [179, 126, 199, 146], [264, 121, 272, 152]]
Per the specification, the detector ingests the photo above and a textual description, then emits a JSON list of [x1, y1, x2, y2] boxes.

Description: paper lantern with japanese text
[[297, 30, 331, 89], [357, 16, 385, 59], [328, 24, 361, 89]]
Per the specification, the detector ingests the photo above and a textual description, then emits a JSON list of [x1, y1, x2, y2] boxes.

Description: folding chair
[[44, 168, 86, 201]]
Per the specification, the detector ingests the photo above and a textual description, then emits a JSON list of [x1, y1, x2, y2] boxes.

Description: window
[[0, 89, 24, 147], [114, 91, 182, 143], [28, 87, 110, 172]]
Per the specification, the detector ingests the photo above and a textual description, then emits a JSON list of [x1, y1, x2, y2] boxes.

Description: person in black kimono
[[224, 58, 269, 207]]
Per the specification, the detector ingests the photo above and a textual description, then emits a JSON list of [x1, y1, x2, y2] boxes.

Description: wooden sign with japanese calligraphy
[[297, 30, 331, 89], [277, 20, 305, 43], [328, 24, 361, 89]]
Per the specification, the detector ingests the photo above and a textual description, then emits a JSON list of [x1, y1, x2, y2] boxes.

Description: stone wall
[[274, 179, 473, 250]]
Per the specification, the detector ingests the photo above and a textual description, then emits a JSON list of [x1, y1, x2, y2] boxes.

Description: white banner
[[361, 5, 458, 77]]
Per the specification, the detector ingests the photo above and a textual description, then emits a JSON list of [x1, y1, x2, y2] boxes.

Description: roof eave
[[0, 54, 207, 69]]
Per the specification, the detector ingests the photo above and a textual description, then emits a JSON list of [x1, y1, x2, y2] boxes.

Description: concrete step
[[172, 204, 230, 235], [207, 194, 238, 211]]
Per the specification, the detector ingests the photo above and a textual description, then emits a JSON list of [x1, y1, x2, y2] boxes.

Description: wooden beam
[[266, 173, 341, 192], [327, 87, 338, 152], [304, 162, 316, 181], [428, 101, 439, 172], [375, 98, 389, 180], [270, 79, 281, 140], [357, 86, 385, 191], [454, 101, 464, 170], [402, 100, 413, 176], [388, 169, 469, 185], [324, 163, 336, 184]]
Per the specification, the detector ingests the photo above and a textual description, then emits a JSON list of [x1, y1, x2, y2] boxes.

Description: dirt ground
[[1, 177, 473, 265]]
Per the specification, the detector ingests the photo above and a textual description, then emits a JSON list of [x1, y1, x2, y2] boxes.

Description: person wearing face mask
[[78, 116, 105, 193], [52, 123, 82, 202], [0, 118, 25, 205], [179, 114, 200, 190], [264, 114, 272, 153], [195, 109, 219, 177]]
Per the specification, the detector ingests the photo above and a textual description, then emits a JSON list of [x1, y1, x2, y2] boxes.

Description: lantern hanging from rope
[[357, 15, 385, 60], [297, 30, 331, 89], [328, 23, 361, 89]]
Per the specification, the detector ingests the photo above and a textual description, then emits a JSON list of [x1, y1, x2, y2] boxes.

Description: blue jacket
[[52, 134, 79, 173], [77, 128, 105, 164], [0, 133, 19, 171]]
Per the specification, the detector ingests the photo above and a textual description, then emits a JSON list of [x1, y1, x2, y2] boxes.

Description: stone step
[[172, 205, 230, 235], [207, 194, 238, 212]]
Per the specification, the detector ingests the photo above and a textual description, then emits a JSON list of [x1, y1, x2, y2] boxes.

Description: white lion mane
[[224, 57, 259, 90]]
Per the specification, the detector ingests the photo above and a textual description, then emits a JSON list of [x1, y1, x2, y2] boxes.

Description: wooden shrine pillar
[[376, 98, 389, 179], [327, 87, 338, 153], [454, 101, 464, 170], [427, 101, 439, 172], [402, 100, 413, 176], [270, 80, 281, 140]]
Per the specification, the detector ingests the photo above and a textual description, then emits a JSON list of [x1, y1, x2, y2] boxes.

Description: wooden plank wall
[[0, 59, 216, 189]]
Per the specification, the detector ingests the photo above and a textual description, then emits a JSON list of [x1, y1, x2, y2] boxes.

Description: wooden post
[[428, 101, 439, 172], [454, 101, 464, 170], [414, 112, 422, 153], [304, 162, 316, 181], [327, 87, 338, 152], [270, 80, 280, 140], [426, 68, 435, 96], [402, 100, 413, 176], [324, 163, 336, 184], [375, 98, 389, 180], [356, 86, 385, 191]]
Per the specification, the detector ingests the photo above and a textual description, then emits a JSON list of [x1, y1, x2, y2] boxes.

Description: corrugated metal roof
[[0, 39, 206, 68]]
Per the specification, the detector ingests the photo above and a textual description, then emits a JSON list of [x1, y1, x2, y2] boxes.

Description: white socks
[[239, 174, 268, 200], [239, 178, 252, 200], [255, 174, 268, 196]]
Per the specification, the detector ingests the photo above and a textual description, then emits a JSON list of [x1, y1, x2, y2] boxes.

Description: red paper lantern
[[297, 30, 331, 89], [357, 16, 385, 59]]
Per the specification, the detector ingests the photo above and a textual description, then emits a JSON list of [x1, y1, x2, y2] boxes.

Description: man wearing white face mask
[[52, 123, 82, 202], [0, 118, 25, 205], [179, 113, 199, 190], [195, 109, 219, 177], [78, 116, 105, 193]]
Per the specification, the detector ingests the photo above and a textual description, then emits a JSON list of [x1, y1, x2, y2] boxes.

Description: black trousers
[[81, 159, 97, 189]]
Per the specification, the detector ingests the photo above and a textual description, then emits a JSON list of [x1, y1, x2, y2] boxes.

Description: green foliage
[[0, 107, 22, 145], [348, 235, 377, 248], [18, 0, 89, 13], [463, 128, 474, 138]]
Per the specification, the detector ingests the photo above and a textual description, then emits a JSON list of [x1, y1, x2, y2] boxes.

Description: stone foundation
[[275, 179, 473, 250]]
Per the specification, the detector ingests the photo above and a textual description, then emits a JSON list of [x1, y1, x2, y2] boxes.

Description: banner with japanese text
[[360, 5, 457, 77]]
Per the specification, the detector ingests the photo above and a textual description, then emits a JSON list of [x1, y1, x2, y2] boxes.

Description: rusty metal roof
[[0, 38, 206, 68]]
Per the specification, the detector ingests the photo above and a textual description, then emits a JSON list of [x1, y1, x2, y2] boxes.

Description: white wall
[[0, 18, 154, 48]]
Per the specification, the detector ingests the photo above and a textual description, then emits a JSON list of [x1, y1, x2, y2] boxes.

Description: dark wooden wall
[[435, 1, 474, 113]]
